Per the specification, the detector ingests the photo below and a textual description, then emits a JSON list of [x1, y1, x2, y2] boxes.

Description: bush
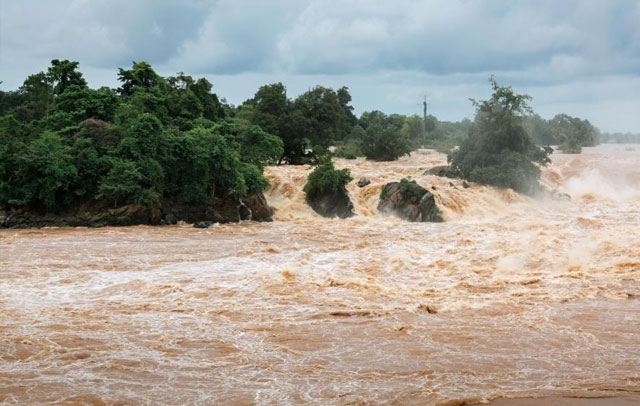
[[239, 163, 269, 193], [558, 138, 582, 154], [303, 159, 352, 201], [380, 177, 425, 200], [334, 145, 358, 159]]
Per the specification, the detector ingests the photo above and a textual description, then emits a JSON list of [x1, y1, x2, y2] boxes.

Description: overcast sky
[[2, 0, 639, 132]]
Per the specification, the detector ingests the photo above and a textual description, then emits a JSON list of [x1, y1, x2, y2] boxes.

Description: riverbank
[[0, 191, 273, 228]]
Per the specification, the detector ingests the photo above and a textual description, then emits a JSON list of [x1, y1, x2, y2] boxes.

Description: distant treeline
[[599, 132, 640, 144], [523, 114, 599, 153]]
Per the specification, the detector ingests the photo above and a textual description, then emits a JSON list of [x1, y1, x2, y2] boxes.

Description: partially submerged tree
[[449, 77, 551, 194]]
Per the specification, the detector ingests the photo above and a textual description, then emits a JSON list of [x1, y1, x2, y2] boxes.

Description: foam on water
[[1, 145, 639, 405]]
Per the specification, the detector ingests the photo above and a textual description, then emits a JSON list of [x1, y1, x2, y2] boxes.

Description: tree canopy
[[0, 60, 271, 212], [449, 77, 552, 194]]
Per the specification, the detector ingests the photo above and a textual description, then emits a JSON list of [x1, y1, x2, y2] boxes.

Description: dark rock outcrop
[[377, 180, 443, 222], [307, 187, 354, 219], [0, 191, 274, 229], [423, 165, 454, 177], [357, 178, 371, 187], [243, 192, 274, 221]]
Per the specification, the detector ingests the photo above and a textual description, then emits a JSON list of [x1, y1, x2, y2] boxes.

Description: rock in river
[[378, 179, 443, 222]]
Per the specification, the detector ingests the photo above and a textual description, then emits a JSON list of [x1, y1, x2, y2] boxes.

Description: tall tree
[[449, 77, 551, 194], [46, 59, 87, 95], [117, 61, 164, 96]]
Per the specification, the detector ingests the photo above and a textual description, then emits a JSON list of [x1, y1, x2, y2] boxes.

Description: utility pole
[[422, 95, 428, 146]]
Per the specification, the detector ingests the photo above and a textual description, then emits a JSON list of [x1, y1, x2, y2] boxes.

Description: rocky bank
[[0, 191, 273, 228]]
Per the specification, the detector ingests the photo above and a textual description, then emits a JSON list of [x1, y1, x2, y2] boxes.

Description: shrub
[[303, 159, 352, 201], [239, 163, 269, 193], [380, 177, 425, 200], [558, 138, 582, 154], [334, 145, 358, 159]]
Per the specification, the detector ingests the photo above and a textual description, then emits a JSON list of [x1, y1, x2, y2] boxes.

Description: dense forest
[[0, 60, 606, 219]]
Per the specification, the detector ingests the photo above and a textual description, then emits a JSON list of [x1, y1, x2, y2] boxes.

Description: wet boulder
[[163, 213, 177, 225], [304, 161, 355, 219], [423, 165, 453, 177], [243, 191, 274, 221], [357, 178, 371, 187], [378, 179, 443, 222], [307, 187, 355, 219]]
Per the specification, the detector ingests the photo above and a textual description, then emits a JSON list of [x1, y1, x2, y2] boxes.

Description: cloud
[[1, 0, 639, 132], [1, 0, 212, 67]]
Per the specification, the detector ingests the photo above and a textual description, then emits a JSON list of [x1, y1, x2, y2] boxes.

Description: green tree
[[97, 158, 150, 206], [48, 85, 119, 129], [292, 85, 354, 148], [523, 114, 555, 145], [241, 82, 289, 136], [15, 72, 52, 121], [70, 136, 107, 198], [549, 114, 599, 148], [191, 77, 225, 121], [361, 123, 412, 161], [2, 132, 77, 210], [401, 115, 425, 143], [46, 59, 87, 95], [213, 119, 283, 168], [117, 61, 165, 96], [449, 77, 551, 194]]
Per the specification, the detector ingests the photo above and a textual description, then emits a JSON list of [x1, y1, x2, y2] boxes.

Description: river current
[[1, 145, 639, 405]]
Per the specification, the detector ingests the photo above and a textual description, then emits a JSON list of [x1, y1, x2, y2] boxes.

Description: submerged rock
[[193, 221, 213, 229], [378, 179, 443, 222]]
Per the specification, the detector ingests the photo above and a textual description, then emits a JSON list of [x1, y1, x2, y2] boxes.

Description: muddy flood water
[[1, 145, 639, 405]]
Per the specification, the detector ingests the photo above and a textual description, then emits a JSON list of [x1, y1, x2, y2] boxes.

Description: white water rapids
[[1, 145, 639, 405]]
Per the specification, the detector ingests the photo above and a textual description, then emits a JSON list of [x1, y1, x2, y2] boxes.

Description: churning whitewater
[[1, 145, 639, 405]]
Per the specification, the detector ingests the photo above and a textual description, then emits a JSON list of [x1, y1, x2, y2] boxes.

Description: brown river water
[[1, 145, 639, 405]]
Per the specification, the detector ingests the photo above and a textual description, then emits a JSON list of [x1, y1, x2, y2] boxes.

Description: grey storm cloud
[[168, 0, 640, 78], [1, 0, 212, 67], [1, 0, 640, 131]]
